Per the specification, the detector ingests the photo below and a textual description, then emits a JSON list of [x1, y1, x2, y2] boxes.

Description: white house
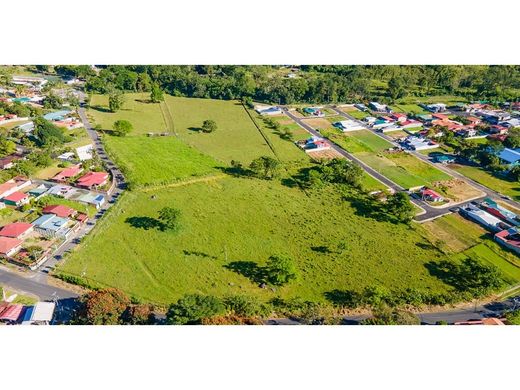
[[333, 120, 365, 132]]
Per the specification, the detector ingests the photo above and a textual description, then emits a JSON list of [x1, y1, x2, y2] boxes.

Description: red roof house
[[420, 187, 444, 203], [0, 303, 25, 323], [2, 191, 30, 207], [52, 164, 83, 182], [76, 171, 109, 189], [0, 236, 23, 257], [0, 222, 33, 239], [76, 213, 89, 223], [42, 204, 76, 218]]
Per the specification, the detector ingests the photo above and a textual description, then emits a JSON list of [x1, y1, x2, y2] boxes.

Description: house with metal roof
[[32, 214, 73, 238], [497, 148, 520, 167], [21, 302, 56, 325]]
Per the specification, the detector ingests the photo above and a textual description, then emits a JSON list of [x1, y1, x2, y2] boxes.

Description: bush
[[166, 294, 226, 325]]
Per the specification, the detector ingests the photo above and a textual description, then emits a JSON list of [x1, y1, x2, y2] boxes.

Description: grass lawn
[[344, 110, 370, 120], [165, 96, 274, 164], [0, 119, 31, 130], [328, 130, 393, 154], [40, 195, 98, 217], [450, 164, 520, 200], [357, 152, 452, 189], [360, 173, 387, 192], [392, 104, 428, 115], [59, 176, 453, 305], [0, 208, 25, 226], [104, 135, 220, 187], [33, 162, 63, 180], [88, 93, 166, 135]]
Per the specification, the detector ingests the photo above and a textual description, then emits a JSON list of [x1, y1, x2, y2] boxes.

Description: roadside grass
[[88, 93, 166, 135], [0, 286, 38, 305], [360, 173, 388, 192], [165, 96, 274, 164], [58, 176, 452, 305], [449, 164, 520, 200], [103, 135, 220, 187]]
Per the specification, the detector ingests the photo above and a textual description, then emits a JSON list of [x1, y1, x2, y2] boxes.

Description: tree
[[112, 120, 133, 136], [76, 288, 131, 325], [158, 207, 181, 232], [33, 117, 66, 147], [387, 76, 407, 101], [201, 119, 217, 133], [166, 294, 225, 324], [0, 138, 16, 157], [150, 83, 164, 103], [108, 89, 125, 112], [43, 92, 64, 109], [505, 309, 520, 325], [385, 192, 414, 223], [264, 254, 297, 286], [121, 304, 156, 325], [249, 156, 281, 180], [223, 295, 271, 318]]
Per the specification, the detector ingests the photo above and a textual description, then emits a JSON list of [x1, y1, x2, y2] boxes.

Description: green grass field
[[104, 135, 220, 187], [327, 130, 393, 154], [450, 164, 520, 200], [59, 176, 452, 305], [89, 93, 166, 135], [357, 152, 452, 189], [345, 110, 370, 120], [165, 96, 274, 164]]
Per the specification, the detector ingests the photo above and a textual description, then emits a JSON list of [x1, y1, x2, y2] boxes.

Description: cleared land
[[104, 135, 220, 187], [89, 93, 166, 135], [60, 176, 453, 305], [165, 96, 274, 164], [450, 164, 520, 200]]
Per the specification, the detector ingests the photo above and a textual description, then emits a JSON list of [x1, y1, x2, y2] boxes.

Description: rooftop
[[0, 222, 33, 238], [42, 204, 76, 218], [0, 236, 22, 254]]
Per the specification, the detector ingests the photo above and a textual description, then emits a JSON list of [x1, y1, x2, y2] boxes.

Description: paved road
[[0, 266, 78, 300], [284, 108, 456, 221], [0, 90, 127, 301]]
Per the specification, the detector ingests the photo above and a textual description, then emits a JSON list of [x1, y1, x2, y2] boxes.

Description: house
[[333, 120, 365, 132], [47, 184, 76, 198], [391, 113, 407, 123], [296, 136, 331, 152], [0, 176, 31, 199], [495, 228, 520, 255], [76, 193, 105, 209], [481, 198, 520, 226], [459, 204, 510, 232], [0, 303, 25, 323], [433, 154, 456, 164], [354, 103, 368, 111], [490, 125, 508, 135], [254, 105, 282, 116], [482, 111, 511, 124], [57, 152, 75, 162], [363, 116, 377, 124], [499, 118, 520, 128], [76, 144, 94, 161], [76, 213, 89, 224], [303, 107, 324, 117], [28, 184, 51, 200], [0, 236, 23, 257], [0, 222, 33, 239], [425, 103, 447, 113], [497, 148, 520, 167], [32, 214, 73, 239], [42, 204, 77, 218], [76, 171, 109, 189], [0, 155, 21, 170], [43, 110, 72, 122], [17, 121, 35, 134], [399, 119, 423, 129], [402, 136, 439, 151], [2, 191, 30, 207], [420, 187, 444, 203], [371, 117, 395, 130], [369, 102, 390, 113], [21, 302, 56, 325], [52, 164, 84, 182]]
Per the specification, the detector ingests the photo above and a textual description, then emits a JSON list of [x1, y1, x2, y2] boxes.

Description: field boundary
[[241, 103, 280, 161], [138, 173, 226, 193]]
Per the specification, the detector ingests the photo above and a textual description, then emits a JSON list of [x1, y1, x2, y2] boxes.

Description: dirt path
[[138, 174, 226, 193], [159, 100, 177, 136]]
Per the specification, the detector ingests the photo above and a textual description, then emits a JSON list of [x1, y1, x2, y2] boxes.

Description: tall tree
[[264, 254, 297, 286], [108, 89, 125, 112], [201, 119, 217, 133], [158, 207, 181, 231], [112, 120, 133, 136], [150, 83, 164, 103], [249, 156, 281, 180]]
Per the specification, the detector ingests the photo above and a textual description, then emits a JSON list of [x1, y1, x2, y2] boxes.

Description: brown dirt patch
[[432, 179, 484, 202], [302, 118, 334, 130], [308, 148, 344, 160]]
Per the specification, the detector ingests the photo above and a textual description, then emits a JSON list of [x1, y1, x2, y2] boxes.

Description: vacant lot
[[104, 135, 220, 187], [165, 96, 273, 164], [357, 152, 452, 189], [328, 130, 393, 154], [343, 109, 370, 120], [431, 179, 484, 203], [450, 164, 520, 200], [60, 176, 454, 305], [89, 93, 166, 135], [302, 117, 335, 131]]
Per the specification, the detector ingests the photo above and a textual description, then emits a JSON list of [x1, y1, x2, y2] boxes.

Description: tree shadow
[[342, 192, 395, 223], [215, 165, 252, 178], [188, 127, 202, 132], [135, 99, 153, 104], [324, 289, 362, 309], [90, 105, 112, 113], [224, 261, 266, 285], [183, 250, 217, 260], [311, 245, 333, 254], [125, 216, 164, 231], [424, 260, 461, 290]]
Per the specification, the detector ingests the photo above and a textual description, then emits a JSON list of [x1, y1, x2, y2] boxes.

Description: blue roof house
[[498, 148, 520, 168], [33, 214, 72, 238]]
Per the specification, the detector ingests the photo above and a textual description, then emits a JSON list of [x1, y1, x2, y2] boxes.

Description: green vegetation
[[345, 110, 370, 120], [103, 135, 219, 187], [89, 93, 166, 135], [112, 120, 133, 136], [60, 176, 455, 305], [37, 195, 97, 217], [328, 130, 393, 154]]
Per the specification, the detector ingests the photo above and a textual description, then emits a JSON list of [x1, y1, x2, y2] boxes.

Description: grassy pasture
[[104, 135, 220, 187], [59, 176, 453, 305]]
